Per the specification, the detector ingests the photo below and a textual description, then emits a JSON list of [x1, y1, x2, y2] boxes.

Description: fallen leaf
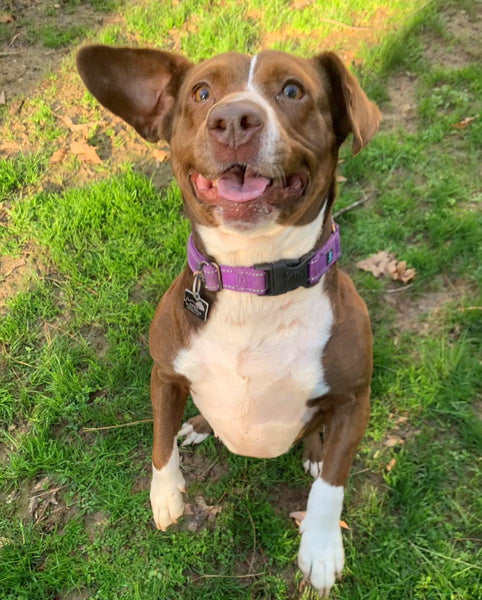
[[291, 0, 313, 8], [59, 115, 94, 134], [289, 511, 351, 530], [356, 250, 416, 283], [386, 458, 396, 472], [49, 148, 67, 164], [0, 91, 5, 105], [337, 174, 347, 183], [0, 14, 14, 23], [152, 148, 171, 162], [70, 141, 102, 165], [384, 435, 405, 448], [452, 116, 476, 129], [184, 496, 222, 532], [289, 510, 306, 527], [356, 250, 393, 278]]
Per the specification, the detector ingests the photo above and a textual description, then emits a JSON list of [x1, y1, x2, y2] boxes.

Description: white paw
[[298, 520, 344, 597], [150, 444, 186, 531], [178, 422, 210, 447], [303, 459, 323, 479]]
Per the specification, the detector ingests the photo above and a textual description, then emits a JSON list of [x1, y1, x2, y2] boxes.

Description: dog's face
[[77, 47, 380, 232]]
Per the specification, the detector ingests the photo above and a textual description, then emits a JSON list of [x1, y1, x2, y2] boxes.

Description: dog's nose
[[207, 100, 264, 148]]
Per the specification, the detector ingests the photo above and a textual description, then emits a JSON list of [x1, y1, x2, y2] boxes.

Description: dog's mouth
[[190, 164, 308, 207]]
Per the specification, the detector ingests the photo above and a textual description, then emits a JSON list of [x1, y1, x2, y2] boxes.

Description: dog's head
[[77, 46, 380, 233]]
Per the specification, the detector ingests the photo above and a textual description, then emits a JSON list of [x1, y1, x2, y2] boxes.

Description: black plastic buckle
[[254, 250, 315, 296]]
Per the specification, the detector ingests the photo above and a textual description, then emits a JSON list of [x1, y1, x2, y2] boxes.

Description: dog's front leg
[[150, 365, 188, 531], [298, 389, 370, 596]]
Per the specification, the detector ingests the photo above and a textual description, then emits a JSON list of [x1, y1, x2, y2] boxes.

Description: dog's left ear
[[76, 45, 192, 142], [313, 52, 381, 155]]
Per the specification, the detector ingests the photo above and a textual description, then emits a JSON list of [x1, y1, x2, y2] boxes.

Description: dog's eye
[[282, 82, 304, 100], [193, 85, 211, 103]]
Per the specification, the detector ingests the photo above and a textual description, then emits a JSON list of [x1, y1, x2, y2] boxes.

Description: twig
[[385, 283, 414, 294], [459, 306, 482, 312], [318, 17, 372, 30], [408, 541, 482, 570], [82, 418, 152, 432], [245, 504, 257, 574], [351, 467, 370, 477], [0, 50, 21, 57], [191, 572, 265, 582], [333, 191, 376, 219], [199, 457, 220, 481]]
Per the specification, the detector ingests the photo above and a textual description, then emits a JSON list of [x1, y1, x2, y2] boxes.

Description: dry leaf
[[152, 148, 171, 162], [386, 458, 396, 472], [289, 510, 306, 527], [384, 435, 405, 448], [59, 115, 94, 134], [337, 174, 347, 183], [184, 496, 222, 532], [0, 91, 5, 105], [291, 0, 313, 8], [452, 116, 476, 129], [50, 148, 67, 164], [356, 250, 393, 278], [356, 250, 416, 283], [70, 141, 102, 165], [289, 511, 350, 530], [0, 14, 14, 23]]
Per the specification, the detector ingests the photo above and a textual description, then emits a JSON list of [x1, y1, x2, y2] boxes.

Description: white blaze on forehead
[[247, 54, 258, 88], [222, 53, 280, 162]]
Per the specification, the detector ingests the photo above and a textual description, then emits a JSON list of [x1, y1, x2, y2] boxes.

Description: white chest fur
[[174, 211, 333, 458]]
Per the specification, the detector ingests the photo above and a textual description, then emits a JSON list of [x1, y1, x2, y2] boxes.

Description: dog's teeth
[[212, 178, 219, 186]]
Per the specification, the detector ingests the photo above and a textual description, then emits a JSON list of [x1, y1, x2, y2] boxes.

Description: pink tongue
[[217, 171, 270, 203]]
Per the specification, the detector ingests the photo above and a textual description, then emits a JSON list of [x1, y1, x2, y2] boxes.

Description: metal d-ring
[[197, 260, 222, 291], [192, 270, 203, 298]]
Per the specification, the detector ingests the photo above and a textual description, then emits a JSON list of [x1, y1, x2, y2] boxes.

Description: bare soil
[[382, 4, 482, 133], [0, 0, 119, 103]]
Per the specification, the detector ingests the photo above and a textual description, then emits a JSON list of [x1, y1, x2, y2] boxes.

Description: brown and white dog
[[77, 45, 380, 596]]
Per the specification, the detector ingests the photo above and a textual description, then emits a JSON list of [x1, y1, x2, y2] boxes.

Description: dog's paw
[[150, 464, 186, 531], [298, 520, 344, 597], [178, 415, 212, 447], [303, 459, 323, 479]]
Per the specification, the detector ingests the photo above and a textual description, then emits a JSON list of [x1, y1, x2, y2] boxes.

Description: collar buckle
[[254, 250, 315, 296]]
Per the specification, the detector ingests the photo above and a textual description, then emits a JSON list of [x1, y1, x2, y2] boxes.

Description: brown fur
[[76, 45, 379, 488]]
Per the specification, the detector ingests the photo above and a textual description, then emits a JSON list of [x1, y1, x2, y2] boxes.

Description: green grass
[[1, 0, 481, 599]]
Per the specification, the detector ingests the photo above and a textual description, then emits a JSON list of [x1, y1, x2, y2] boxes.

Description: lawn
[[0, 0, 481, 599]]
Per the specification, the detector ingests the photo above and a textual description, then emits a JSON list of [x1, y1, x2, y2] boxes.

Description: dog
[[77, 44, 380, 596]]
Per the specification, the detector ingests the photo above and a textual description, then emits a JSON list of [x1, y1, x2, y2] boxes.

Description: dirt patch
[[422, 6, 482, 69], [7, 474, 77, 533], [0, 0, 119, 104], [0, 246, 49, 311], [262, 8, 396, 65], [385, 279, 469, 335], [382, 71, 418, 133], [84, 509, 109, 542]]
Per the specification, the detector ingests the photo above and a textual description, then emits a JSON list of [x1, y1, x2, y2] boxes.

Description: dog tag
[[183, 289, 209, 321]]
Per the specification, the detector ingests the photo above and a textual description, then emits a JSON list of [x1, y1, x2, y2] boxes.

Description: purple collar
[[187, 223, 341, 296]]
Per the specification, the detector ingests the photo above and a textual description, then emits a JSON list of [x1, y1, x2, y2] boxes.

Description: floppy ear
[[76, 45, 192, 142], [313, 52, 381, 155]]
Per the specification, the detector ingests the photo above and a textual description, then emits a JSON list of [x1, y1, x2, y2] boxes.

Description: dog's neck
[[193, 192, 334, 268]]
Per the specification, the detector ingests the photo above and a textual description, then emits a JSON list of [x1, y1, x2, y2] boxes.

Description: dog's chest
[[174, 282, 333, 458]]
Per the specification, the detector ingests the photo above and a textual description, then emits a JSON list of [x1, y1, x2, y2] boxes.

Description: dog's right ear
[[76, 45, 192, 142]]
